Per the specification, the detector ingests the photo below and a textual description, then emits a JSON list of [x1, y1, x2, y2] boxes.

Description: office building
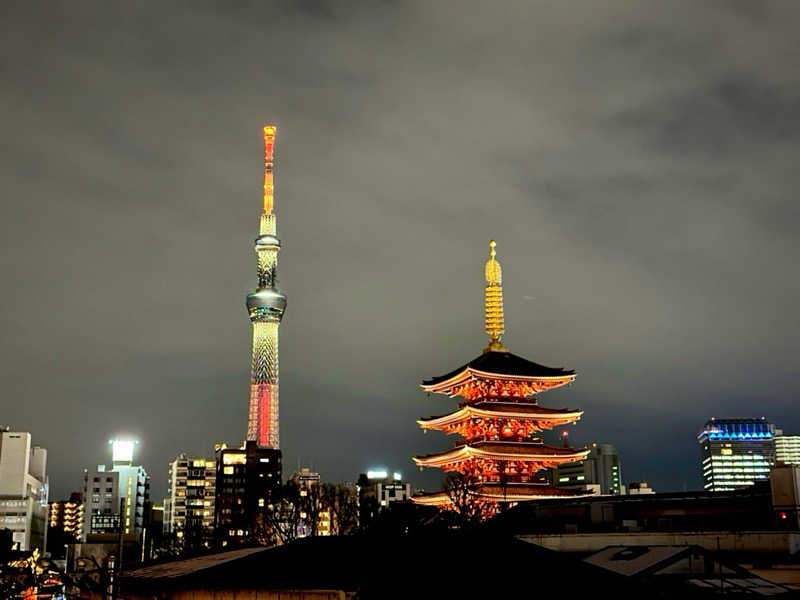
[[555, 442, 623, 495], [214, 441, 281, 547], [163, 454, 216, 547], [0, 430, 48, 552], [774, 433, 800, 466], [81, 439, 150, 539], [698, 417, 775, 492]]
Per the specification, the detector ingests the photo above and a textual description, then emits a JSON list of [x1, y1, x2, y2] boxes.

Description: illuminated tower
[[245, 126, 287, 449], [413, 241, 590, 511]]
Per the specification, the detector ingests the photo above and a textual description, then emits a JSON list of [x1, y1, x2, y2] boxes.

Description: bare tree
[[443, 473, 494, 526], [320, 483, 359, 536]]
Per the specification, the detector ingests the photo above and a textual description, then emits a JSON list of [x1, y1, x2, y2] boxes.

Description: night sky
[[2, 1, 799, 502]]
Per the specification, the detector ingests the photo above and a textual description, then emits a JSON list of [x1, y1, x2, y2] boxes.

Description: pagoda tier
[[413, 441, 589, 478], [421, 350, 575, 400], [417, 401, 583, 438]]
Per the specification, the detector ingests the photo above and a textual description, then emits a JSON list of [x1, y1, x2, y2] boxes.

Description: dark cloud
[[1, 0, 798, 501]]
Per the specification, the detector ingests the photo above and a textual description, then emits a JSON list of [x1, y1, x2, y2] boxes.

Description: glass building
[[698, 417, 775, 492]]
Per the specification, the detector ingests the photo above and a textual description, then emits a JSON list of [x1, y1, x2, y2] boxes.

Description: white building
[[775, 434, 800, 466], [163, 454, 215, 545], [81, 440, 149, 540], [0, 430, 48, 552]]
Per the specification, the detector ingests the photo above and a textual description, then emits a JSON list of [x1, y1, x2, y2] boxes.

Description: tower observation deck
[[245, 126, 287, 449]]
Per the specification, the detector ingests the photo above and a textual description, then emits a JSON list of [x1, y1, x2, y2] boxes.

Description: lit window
[[223, 466, 234, 475], [258, 498, 265, 507]]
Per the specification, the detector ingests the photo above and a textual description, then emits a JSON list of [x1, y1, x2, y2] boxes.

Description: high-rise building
[[554, 442, 623, 495], [774, 433, 800, 466], [245, 125, 287, 450], [163, 454, 216, 548], [698, 417, 775, 492], [48, 492, 84, 540], [213, 441, 281, 548], [412, 241, 589, 513], [0, 430, 48, 552], [81, 439, 150, 539]]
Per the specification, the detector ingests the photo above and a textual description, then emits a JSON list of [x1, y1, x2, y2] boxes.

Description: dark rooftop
[[422, 350, 575, 386]]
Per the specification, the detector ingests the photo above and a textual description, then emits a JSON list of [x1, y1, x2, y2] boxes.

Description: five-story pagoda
[[412, 241, 589, 509]]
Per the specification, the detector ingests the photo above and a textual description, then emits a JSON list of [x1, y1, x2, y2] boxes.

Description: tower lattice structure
[[245, 126, 287, 449], [413, 241, 590, 509]]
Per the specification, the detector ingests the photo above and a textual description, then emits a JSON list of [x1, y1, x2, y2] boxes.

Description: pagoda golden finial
[[484, 239, 507, 353], [263, 125, 276, 214]]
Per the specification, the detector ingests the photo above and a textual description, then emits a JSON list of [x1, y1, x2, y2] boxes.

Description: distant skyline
[[1, 1, 798, 501]]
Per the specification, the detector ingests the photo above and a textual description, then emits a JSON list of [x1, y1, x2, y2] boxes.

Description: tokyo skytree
[[245, 126, 287, 448]]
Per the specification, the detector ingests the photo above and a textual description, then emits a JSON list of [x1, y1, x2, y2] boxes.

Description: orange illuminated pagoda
[[412, 240, 590, 509]]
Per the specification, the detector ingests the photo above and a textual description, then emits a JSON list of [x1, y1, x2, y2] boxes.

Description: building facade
[[48, 492, 84, 541], [698, 417, 775, 492], [774, 434, 800, 466], [0, 430, 48, 552], [214, 441, 281, 547], [81, 440, 150, 539], [555, 443, 623, 495], [163, 454, 216, 548]]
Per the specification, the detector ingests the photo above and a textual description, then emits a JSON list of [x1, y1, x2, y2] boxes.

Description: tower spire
[[263, 125, 275, 214], [484, 239, 507, 353]]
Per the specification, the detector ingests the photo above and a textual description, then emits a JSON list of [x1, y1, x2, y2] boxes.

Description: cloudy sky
[[2, 1, 799, 501]]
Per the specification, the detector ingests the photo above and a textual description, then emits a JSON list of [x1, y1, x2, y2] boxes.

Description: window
[[224, 466, 234, 475]]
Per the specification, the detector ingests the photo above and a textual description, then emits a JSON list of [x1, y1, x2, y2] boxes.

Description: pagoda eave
[[420, 367, 575, 397], [417, 405, 583, 431], [413, 443, 590, 469]]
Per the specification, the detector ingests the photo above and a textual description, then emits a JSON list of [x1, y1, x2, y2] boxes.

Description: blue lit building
[[698, 417, 775, 492]]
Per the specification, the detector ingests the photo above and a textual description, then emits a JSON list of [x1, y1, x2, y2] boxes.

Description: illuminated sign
[[367, 470, 387, 479], [111, 440, 136, 463]]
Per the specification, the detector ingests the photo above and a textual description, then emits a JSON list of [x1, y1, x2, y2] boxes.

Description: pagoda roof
[[418, 403, 583, 428], [423, 351, 574, 386], [413, 441, 589, 468]]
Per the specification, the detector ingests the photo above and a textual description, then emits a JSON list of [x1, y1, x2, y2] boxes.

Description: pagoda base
[[412, 482, 594, 509]]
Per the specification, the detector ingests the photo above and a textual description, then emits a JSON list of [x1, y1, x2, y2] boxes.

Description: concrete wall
[[519, 531, 800, 554]]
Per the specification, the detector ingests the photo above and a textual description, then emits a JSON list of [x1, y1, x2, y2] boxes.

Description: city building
[[245, 125, 287, 450], [412, 241, 589, 512], [627, 481, 655, 495], [47, 492, 84, 554], [698, 417, 775, 492], [163, 454, 216, 548], [290, 468, 329, 537], [358, 470, 412, 508], [774, 432, 800, 466], [0, 430, 48, 552], [81, 439, 150, 539], [555, 442, 623, 495], [214, 441, 281, 547]]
